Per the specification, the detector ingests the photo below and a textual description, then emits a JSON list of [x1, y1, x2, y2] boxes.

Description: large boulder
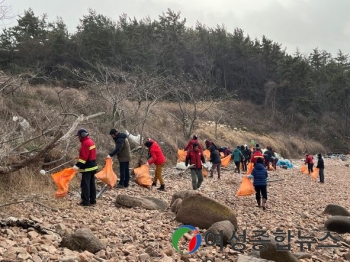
[[323, 204, 350, 216], [170, 190, 201, 206], [325, 216, 350, 234], [205, 220, 236, 245], [115, 195, 167, 210], [175, 194, 238, 230], [60, 228, 105, 253], [170, 198, 182, 214], [259, 237, 299, 262]]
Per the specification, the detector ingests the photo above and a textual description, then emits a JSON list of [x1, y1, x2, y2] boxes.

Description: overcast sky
[[3, 0, 350, 57]]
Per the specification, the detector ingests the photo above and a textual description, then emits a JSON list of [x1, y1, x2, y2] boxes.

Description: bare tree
[[165, 74, 216, 139], [207, 106, 225, 139], [0, 0, 12, 21]]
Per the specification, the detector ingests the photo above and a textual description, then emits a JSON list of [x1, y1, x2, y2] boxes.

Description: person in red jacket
[[185, 143, 206, 190], [145, 139, 166, 191], [184, 135, 203, 152], [305, 154, 314, 174], [251, 148, 264, 166], [73, 128, 98, 206]]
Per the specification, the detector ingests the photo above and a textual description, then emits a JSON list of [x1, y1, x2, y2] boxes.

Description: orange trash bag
[[310, 168, 319, 180], [177, 149, 187, 162], [203, 149, 210, 161], [300, 164, 308, 174], [221, 155, 231, 168], [202, 167, 208, 178], [51, 168, 77, 198], [236, 175, 256, 197], [95, 158, 117, 189], [246, 163, 254, 175], [133, 164, 152, 187], [220, 152, 225, 158]]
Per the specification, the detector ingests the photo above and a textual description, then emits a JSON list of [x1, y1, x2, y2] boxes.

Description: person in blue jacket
[[251, 157, 268, 210]]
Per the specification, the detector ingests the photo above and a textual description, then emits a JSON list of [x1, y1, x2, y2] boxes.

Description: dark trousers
[[319, 168, 324, 183], [307, 163, 314, 174], [210, 163, 221, 178], [254, 185, 267, 200], [119, 161, 130, 187], [243, 159, 248, 172], [234, 161, 241, 173], [81, 171, 97, 205]]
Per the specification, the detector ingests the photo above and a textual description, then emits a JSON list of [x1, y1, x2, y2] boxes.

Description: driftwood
[[0, 112, 105, 175], [0, 217, 59, 235]]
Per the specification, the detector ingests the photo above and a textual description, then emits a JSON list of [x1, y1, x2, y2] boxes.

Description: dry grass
[[0, 84, 328, 201]]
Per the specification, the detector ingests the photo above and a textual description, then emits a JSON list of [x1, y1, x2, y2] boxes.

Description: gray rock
[[175, 194, 238, 229], [325, 216, 350, 234], [293, 252, 312, 259], [60, 228, 105, 253], [170, 190, 201, 206], [205, 220, 236, 245], [170, 198, 181, 213], [115, 195, 167, 210], [323, 204, 350, 216], [259, 237, 299, 262], [236, 254, 274, 262]]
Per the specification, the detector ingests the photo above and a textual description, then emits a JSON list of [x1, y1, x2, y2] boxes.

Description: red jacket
[[251, 151, 264, 164], [305, 155, 313, 164], [147, 142, 166, 165], [185, 149, 205, 169], [184, 139, 203, 151], [76, 136, 98, 172]]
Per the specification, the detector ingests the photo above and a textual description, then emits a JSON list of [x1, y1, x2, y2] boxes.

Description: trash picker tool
[[39, 159, 75, 175]]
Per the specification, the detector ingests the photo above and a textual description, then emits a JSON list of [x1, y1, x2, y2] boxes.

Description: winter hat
[[144, 141, 153, 148], [109, 128, 118, 135], [193, 135, 198, 140], [76, 128, 89, 138]]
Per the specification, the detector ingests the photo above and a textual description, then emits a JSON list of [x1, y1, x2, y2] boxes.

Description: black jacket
[[209, 146, 221, 164], [316, 157, 324, 169]]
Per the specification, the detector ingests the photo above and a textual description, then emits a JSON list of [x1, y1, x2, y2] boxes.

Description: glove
[[247, 175, 253, 179], [73, 165, 79, 171], [106, 155, 112, 159]]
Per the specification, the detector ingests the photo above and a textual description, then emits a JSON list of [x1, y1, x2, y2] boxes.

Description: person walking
[[232, 146, 244, 174], [184, 135, 203, 152], [316, 153, 324, 183], [144, 139, 166, 191], [305, 154, 314, 174], [251, 157, 268, 210], [73, 128, 98, 206], [209, 144, 221, 179], [185, 143, 205, 190], [107, 128, 131, 188]]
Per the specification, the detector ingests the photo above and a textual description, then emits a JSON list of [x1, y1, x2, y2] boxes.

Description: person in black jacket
[[107, 129, 131, 188], [316, 153, 325, 183], [209, 145, 221, 179]]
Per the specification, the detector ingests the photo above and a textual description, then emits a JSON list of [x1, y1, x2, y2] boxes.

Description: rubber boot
[[152, 182, 156, 187], [262, 198, 267, 210], [256, 199, 261, 208], [157, 184, 165, 191]]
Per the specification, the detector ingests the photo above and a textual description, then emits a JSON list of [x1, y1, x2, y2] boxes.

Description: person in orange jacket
[[145, 139, 166, 191]]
